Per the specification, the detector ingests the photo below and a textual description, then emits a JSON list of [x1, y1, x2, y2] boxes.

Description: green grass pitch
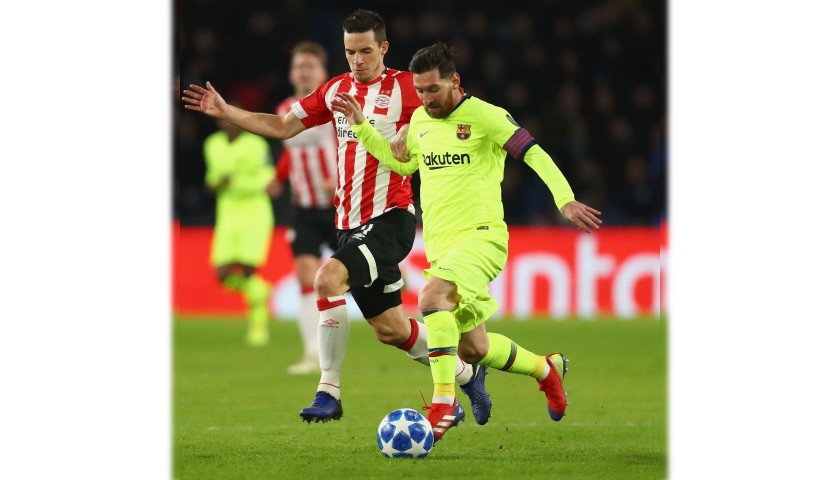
[[174, 316, 666, 479]]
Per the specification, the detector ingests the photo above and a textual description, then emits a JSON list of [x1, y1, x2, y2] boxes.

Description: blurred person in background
[[267, 41, 339, 375], [183, 9, 490, 425], [204, 114, 275, 346]]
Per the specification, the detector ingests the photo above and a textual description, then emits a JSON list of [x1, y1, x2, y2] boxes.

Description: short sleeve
[[292, 76, 342, 128]]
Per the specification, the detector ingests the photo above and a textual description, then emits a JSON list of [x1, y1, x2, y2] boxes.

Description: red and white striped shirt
[[292, 68, 421, 230], [275, 97, 337, 209]]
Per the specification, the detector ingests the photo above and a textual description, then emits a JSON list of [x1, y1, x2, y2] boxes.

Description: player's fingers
[[182, 89, 202, 99], [338, 92, 360, 109], [330, 100, 348, 113], [206, 81, 217, 93], [575, 219, 591, 234], [181, 96, 200, 105], [585, 205, 602, 216], [584, 208, 603, 225], [184, 105, 201, 111], [189, 84, 208, 94], [581, 214, 600, 230], [336, 92, 352, 104]]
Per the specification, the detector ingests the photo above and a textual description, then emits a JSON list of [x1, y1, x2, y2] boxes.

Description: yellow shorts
[[424, 232, 508, 333], [210, 214, 273, 267]]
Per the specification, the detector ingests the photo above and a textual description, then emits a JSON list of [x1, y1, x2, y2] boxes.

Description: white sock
[[316, 295, 348, 399], [401, 317, 429, 365], [402, 318, 474, 386], [454, 358, 474, 386], [538, 358, 552, 381], [298, 290, 319, 362]]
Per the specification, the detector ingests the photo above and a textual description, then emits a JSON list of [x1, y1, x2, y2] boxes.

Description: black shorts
[[332, 208, 417, 319], [289, 207, 339, 257]]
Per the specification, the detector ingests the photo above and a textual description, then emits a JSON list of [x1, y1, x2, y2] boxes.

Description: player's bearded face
[[415, 71, 460, 119]]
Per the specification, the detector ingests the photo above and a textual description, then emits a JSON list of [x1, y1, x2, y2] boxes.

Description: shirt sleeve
[[291, 77, 340, 128], [351, 121, 419, 176], [522, 144, 575, 210]]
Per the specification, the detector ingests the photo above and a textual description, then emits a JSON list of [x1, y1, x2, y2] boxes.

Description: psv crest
[[456, 124, 471, 140]]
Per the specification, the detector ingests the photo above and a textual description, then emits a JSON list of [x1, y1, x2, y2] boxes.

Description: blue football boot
[[300, 391, 343, 423], [459, 364, 492, 425]]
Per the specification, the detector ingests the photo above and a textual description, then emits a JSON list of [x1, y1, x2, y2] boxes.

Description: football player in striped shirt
[[269, 41, 339, 375], [333, 42, 602, 442], [182, 10, 491, 425]]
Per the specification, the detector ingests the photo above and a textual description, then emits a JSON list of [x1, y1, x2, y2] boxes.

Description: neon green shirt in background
[[203, 131, 274, 223], [352, 94, 575, 262]]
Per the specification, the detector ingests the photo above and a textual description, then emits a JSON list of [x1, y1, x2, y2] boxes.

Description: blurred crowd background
[[176, 0, 666, 227]]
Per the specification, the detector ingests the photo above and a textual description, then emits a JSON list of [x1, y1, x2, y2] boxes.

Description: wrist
[[555, 196, 575, 211]]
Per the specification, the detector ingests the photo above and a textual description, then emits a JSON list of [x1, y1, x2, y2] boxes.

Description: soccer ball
[[376, 408, 434, 458]]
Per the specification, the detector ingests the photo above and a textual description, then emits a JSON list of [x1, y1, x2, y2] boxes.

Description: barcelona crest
[[456, 124, 471, 140]]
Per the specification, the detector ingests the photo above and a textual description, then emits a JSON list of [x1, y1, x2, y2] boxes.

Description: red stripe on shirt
[[316, 147, 332, 207], [358, 72, 385, 224], [335, 79, 355, 228], [275, 149, 291, 183], [372, 75, 396, 116], [359, 152, 380, 224], [299, 148, 317, 208], [342, 82, 369, 228]]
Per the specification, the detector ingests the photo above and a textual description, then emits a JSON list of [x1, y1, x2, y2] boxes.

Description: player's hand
[[391, 125, 410, 162], [560, 200, 602, 233], [320, 180, 335, 197], [266, 179, 283, 198], [182, 81, 229, 119], [331, 92, 365, 125]]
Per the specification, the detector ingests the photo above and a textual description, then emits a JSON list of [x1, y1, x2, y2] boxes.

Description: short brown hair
[[291, 41, 328, 69]]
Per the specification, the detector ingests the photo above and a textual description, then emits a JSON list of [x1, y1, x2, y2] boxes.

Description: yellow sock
[[424, 310, 459, 404], [432, 383, 456, 405], [481, 332, 547, 379], [243, 274, 270, 331]]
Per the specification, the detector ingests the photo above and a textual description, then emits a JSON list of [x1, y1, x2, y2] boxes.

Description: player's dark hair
[[291, 41, 328, 69], [408, 42, 457, 77], [342, 9, 387, 44]]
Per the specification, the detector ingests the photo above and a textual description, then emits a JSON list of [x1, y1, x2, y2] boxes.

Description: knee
[[215, 265, 234, 283], [314, 260, 348, 297], [418, 280, 455, 313], [458, 340, 488, 364]]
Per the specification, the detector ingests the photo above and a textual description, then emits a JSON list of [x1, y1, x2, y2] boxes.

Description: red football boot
[[537, 353, 569, 421]]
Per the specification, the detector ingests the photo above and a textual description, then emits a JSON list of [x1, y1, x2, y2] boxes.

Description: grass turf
[[173, 316, 666, 479]]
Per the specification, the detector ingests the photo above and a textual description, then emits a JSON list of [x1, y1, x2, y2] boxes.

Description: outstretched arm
[[523, 145, 602, 233], [331, 92, 419, 176], [182, 82, 306, 140]]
